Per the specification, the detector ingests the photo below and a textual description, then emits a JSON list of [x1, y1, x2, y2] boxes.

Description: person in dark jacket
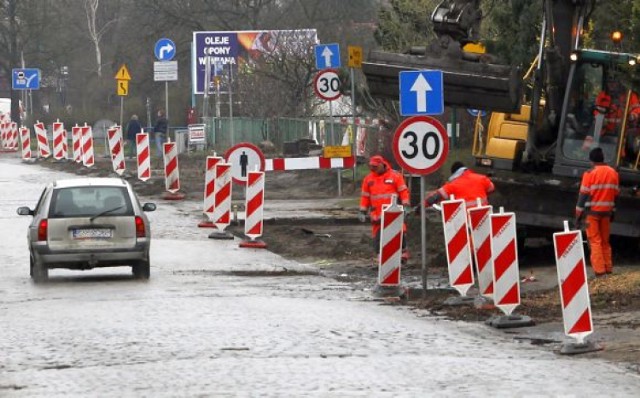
[[153, 109, 168, 157], [125, 114, 142, 158]]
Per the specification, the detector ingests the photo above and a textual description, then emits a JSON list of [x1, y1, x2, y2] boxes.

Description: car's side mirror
[[142, 203, 156, 212], [17, 206, 34, 216]]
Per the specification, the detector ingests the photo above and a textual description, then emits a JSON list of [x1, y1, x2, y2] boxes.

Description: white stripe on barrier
[[136, 133, 151, 181], [203, 156, 222, 219], [378, 201, 403, 286], [163, 142, 180, 193], [491, 209, 521, 315], [81, 124, 94, 167], [19, 127, 31, 160], [441, 198, 474, 296], [34, 122, 51, 158], [468, 204, 494, 298], [212, 163, 232, 230], [244, 171, 265, 240], [107, 126, 125, 175]]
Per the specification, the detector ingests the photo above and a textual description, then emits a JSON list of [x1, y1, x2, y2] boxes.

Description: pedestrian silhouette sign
[[399, 70, 444, 116], [224, 142, 266, 185], [315, 43, 341, 69]]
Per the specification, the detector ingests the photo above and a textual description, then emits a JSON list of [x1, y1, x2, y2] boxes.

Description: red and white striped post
[[52, 120, 66, 160], [208, 162, 234, 240], [81, 124, 94, 167], [19, 126, 31, 160], [162, 141, 185, 200], [468, 200, 494, 299], [136, 132, 151, 181], [9, 122, 19, 150], [199, 155, 222, 228], [34, 121, 51, 159], [377, 199, 404, 291], [441, 197, 474, 299], [0, 120, 6, 149], [486, 207, 534, 328], [239, 170, 267, 248], [554, 221, 601, 354], [107, 126, 125, 175], [71, 125, 82, 163]]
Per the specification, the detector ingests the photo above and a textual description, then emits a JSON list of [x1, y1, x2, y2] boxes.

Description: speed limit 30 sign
[[392, 116, 449, 175], [313, 69, 342, 101]]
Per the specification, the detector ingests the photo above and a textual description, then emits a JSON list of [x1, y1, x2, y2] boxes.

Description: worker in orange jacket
[[575, 147, 620, 277], [422, 161, 495, 210], [359, 155, 411, 263], [594, 79, 640, 136]]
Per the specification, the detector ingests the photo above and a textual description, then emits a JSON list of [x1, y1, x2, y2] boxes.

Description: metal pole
[[165, 81, 169, 123], [420, 176, 428, 295], [351, 67, 357, 189], [330, 99, 341, 196], [451, 107, 457, 148], [119, 97, 124, 129], [229, 65, 234, 147]]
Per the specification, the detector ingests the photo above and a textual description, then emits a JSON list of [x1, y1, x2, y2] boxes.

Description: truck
[[362, 0, 640, 242]]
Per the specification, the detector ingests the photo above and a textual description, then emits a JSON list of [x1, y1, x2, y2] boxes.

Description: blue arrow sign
[[399, 70, 444, 116], [315, 43, 340, 69], [12, 68, 40, 90], [154, 38, 176, 61]]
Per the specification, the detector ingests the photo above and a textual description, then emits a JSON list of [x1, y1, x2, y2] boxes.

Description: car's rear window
[[49, 186, 133, 218]]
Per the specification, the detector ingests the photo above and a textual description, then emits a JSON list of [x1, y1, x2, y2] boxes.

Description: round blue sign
[[154, 38, 176, 61], [467, 108, 487, 117]]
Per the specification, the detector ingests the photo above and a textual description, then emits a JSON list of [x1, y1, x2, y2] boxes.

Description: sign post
[[115, 64, 131, 128], [154, 38, 177, 123], [348, 45, 362, 189]]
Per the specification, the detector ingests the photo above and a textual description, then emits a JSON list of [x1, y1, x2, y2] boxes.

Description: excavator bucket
[[362, 50, 523, 114]]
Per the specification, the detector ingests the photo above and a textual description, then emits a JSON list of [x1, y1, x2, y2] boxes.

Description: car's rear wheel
[[31, 255, 48, 283], [132, 258, 150, 279]]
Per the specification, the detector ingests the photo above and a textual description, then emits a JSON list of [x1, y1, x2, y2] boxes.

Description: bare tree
[[84, 0, 118, 77]]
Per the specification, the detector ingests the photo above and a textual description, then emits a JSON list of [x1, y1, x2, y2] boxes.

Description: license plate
[[72, 228, 112, 239]]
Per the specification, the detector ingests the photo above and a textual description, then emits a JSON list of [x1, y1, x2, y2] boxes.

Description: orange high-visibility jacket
[[594, 90, 640, 133], [576, 163, 619, 217], [426, 168, 494, 209], [360, 164, 410, 223]]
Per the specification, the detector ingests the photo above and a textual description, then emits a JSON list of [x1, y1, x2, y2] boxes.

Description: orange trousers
[[585, 214, 613, 275]]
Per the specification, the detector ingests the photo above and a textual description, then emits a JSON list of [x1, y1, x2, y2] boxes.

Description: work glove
[[403, 205, 412, 218], [357, 211, 367, 223]]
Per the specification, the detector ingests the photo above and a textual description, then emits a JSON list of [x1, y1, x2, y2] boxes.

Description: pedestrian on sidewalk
[[575, 147, 619, 277], [125, 114, 142, 158], [358, 155, 411, 265]]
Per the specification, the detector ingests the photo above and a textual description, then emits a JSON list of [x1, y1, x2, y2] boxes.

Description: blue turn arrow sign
[[399, 70, 444, 116], [154, 38, 176, 61], [12, 68, 40, 90]]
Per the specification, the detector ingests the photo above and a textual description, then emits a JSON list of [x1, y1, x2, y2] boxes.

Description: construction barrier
[[240, 170, 266, 248], [81, 124, 94, 167], [136, 133, 151, 181], [9, 122, 18, 150], [52, 121, 66, 160], [162, 141, 183, 199], [554, 221, 598, 353], [0, 120, 6, 149], [19, 126, 31, 160], [441, 197, 474, 297], [72, 125, 82, 163], [468, 202, 494, 298], [208, 163, 234, 239], [378, 200, 404, 286], [200, 155, 222, 228], [265, 156, 355, 171], [107, 126, 125, 175], [34, 122, 51, 159], [490, 208, 520, 315]]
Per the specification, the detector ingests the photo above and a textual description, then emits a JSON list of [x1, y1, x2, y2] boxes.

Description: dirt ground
[[33, 150, 640, 372]]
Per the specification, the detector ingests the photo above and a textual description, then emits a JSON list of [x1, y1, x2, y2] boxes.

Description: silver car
[[17, 178, 156, 283]]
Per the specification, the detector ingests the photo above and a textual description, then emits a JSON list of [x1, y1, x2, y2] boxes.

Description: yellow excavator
[[363, 0, 640, 240]]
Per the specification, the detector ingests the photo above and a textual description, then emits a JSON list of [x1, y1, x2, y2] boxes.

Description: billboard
[[192, 29, 318, 94]]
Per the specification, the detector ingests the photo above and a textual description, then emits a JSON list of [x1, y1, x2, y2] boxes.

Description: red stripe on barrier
[[448, 226, 468, 259], [248, 172, 261, 186], [273, 158, 285, 170], [319, 157, 331, 169], [139, 147, 149, 163], [381, 233, 402, 263], [166, 157, 178, 175], [344, 156, 355, 168], [491, 216, 510, 238], [215, 184, 231, 206], [383, 211, 401, 228], [382, 267, 400, 285], [247, 222, 262, 235], [562, 258, 586, 307], [494, 240, 516, 280], [476, 239, 491, 271], [247, 194, 263, 217], [453, 266, 473, 285], [554, 233, 575, 259], [140, 168, 150, 179], [443, 202, 460, 223], [568, 309, 592, 334], [499, 283, 520, 306]]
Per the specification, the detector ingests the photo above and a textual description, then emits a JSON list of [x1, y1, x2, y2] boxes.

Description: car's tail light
[[135, 216, 146, 238], [37, 219, 48, 241]]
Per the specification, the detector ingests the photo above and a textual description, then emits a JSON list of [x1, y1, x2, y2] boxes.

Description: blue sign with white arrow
[[154, 38, 176, 61], [12, 68, 40, 90], [315, 43, 340, 69], [399, 70, 444, 116]]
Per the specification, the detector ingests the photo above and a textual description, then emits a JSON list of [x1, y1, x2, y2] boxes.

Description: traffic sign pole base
[[559, 340, 603, 355], [485, 314, 536, 329], [239, 239, 267, 249], [208, 230, 234, 240], [372, 284, 406, 300], [162, 191, 186, 201], [198, 220, 217, 228], [443, 295, 475, 306]]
